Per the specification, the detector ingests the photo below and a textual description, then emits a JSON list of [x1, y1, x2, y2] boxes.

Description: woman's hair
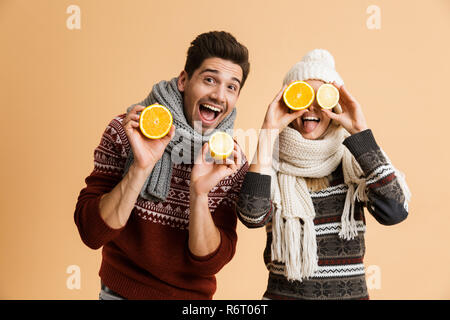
[[184, 31, 250, 90]]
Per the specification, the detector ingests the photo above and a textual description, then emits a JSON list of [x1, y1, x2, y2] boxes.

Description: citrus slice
[[209, 131, 234, 160], [317, 84, 339, 109], [283, 81, 315, 110], [139, 104, 173, 139]]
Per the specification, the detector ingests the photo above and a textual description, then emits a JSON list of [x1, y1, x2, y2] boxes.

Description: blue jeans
[[99, 283, 125, 300]]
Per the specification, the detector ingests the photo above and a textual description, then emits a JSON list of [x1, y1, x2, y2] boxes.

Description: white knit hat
[[283, 49, 344, 86], [283, 49, 344, 113]]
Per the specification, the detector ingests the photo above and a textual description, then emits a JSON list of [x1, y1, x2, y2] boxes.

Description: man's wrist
[[130, 161, 155, 177], [189, 187, 209, 218], [189, 186, 209, 201]]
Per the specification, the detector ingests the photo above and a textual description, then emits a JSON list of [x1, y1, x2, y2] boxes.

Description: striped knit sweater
[[236, 129, 408, 300], [74, 114, 248, 299]]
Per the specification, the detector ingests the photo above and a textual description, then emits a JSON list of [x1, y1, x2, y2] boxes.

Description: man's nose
[[210, 85, 226, 105]]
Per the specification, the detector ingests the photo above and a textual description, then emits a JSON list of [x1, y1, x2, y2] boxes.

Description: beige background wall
[[0, 0, 449, 299]]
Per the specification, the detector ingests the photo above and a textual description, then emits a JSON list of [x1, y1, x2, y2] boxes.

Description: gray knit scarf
[[122, 77, 237, 202]]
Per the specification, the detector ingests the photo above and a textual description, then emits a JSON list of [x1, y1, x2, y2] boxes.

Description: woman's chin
[[300, 127, 328, 140]]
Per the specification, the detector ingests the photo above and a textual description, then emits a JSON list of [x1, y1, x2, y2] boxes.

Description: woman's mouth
[[302, 116, 320, 133], [198, 103, 223, 125]]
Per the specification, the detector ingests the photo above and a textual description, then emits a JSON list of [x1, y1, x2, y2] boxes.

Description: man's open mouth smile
[[198, 103, 224, 124]]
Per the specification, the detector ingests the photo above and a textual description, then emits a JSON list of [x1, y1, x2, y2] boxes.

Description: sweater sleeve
[[74, 116, 129, 249], [343, 129, 409, 225], [236, 171, 273, 228], [186, 151, 249, 276]]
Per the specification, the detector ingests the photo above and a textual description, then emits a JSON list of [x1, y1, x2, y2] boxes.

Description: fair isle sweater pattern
[[236, 129, 408, 300]]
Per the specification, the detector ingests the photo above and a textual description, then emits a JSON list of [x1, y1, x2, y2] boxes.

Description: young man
[[74, 31, 250, 300]]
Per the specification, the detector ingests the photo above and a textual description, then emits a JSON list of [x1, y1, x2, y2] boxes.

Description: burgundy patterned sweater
[[74, 114, 248, 300]]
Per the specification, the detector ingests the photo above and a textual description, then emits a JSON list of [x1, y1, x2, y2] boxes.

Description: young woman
[[236, 49, 410, 300]]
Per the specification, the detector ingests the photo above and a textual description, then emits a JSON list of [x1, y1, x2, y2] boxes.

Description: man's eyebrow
[[199, 68, 241, 85]]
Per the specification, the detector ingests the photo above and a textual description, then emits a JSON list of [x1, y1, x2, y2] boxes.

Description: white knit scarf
[[270, 125, 410, 281]]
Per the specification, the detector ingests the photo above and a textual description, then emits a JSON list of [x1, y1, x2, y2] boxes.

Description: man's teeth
[[303, 117, 320, 121], [202, 104, 221, 112]]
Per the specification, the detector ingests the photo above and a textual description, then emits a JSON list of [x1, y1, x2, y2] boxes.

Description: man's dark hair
[[184, 31, 250, 89]]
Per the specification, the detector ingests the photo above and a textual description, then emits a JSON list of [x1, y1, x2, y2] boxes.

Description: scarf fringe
[[284, 219, 303, 281], [339, 184, 358, 240], [271, 203, 284, 262], [339, 181, 367, 240], [301, 219, 318, 279]]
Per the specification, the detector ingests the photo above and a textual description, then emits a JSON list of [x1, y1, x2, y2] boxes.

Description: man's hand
[[123, 105, 176, 171], [190, 142, 242, 196], [98, 105, 175, 229], [188, 141, 242, 257], [321, 82, 369, 135]]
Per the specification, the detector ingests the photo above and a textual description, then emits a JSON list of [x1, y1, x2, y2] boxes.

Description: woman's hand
[[321, 82, 368, 135], [249, 84, 305, 174], [261, 84, 307, 131]]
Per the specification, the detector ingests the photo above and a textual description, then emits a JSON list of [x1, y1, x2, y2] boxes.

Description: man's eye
[[205, 77, 214, 83], [228, 85, 237, 91]]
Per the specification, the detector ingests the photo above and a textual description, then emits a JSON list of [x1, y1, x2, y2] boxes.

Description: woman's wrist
[[350, 123, 369, 135], [249, 128, 278, 174]]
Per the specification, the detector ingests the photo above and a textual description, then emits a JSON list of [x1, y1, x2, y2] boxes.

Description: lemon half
[[209, 131, 234, 160], [317, 84, 340, 109]]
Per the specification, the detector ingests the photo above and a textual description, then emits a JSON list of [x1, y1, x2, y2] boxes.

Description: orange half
[[283, 81, 315, 110], [139, 104, 173, 139]]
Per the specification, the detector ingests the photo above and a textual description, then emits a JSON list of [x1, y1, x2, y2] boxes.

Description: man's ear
[[177, 70, 188, 92]]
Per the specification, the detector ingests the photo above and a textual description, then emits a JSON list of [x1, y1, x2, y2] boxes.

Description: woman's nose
[[306, 102, 321, 112]]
